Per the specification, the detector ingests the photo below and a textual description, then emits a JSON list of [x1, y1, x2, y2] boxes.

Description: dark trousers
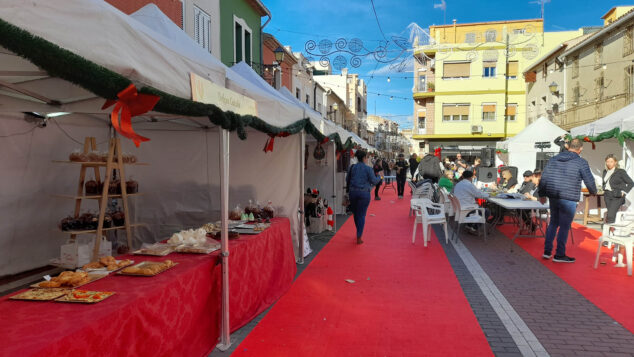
[[374, 179, 382, 198], [349, 190, 371, 238], [396, 176, 406, 196], [604, 191, 625, 224], [544, 198, 577, 257]]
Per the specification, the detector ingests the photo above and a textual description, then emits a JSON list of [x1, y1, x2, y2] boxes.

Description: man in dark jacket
[[409, 153, 419, 179], [395, 153, 409, 199], [416, 153, 442, 183], [538, 139, 597, 263]]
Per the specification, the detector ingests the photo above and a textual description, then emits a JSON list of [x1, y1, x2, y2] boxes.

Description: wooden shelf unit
[[55, 137, 143, 260]]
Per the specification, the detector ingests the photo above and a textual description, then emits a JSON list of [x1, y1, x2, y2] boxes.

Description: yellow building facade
[[412, 18, 581, 156]]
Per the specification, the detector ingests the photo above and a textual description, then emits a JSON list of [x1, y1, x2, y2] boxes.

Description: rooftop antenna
[[529, 0, 550, 19]]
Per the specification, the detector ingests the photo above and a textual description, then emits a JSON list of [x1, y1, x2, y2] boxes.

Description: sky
[[262, 0, 626, 129]]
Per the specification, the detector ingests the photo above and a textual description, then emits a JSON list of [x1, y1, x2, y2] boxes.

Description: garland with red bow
[[263, 132, 290, 153], [101, 84, 160, 147]]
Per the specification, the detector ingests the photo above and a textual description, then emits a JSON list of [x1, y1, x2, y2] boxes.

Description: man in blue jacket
[[538, 139, 597, 263]]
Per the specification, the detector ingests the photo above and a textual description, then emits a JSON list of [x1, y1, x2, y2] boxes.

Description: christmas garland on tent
[[566, 127, 634, 146], [0, 17, 359, 152], [495, 149, 508, 154]]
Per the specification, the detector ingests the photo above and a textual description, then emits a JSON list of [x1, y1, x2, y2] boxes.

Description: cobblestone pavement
[[447, 224, 634, 357]]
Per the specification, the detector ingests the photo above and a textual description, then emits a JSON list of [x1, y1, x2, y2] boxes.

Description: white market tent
[[570, 102, 634, 182], [496, 116, 566, 174], [0, 0, 365, 348]]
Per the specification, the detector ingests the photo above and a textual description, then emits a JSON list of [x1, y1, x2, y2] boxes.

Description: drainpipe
[[260, 6, 272, 76], [313, 82, 317, 111]]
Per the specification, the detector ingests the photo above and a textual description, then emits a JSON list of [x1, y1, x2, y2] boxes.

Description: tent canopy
[[571, 101, 634, 139], [498, 117, 566, 150], [0, 0, 362, 149]]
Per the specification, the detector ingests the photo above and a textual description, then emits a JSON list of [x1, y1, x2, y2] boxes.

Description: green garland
[[495, 149, 508, 154], [0, 17, 359, 152], [567, 127, 634, 146]]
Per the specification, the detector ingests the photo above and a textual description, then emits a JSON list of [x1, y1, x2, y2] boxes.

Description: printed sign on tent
[[190, 73, 257, 116]]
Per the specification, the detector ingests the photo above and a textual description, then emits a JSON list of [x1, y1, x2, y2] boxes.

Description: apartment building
[[523, 31, 595, 124], [315, 68, 367, 135], [553, 6, 634, 130], [412, 18, 580, 154]]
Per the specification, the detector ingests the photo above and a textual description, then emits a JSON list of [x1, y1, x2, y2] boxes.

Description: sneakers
[[465, 226, 478, 235], [375, 196, 381, 200], [542, 253, 552, 259], [398, 195, 403, 199], [553, 255, 575, 263]]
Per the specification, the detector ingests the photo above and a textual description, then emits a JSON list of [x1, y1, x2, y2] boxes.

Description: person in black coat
[[602, 154, 634, 223], [394, 153, 409, 198], [554, 134, 569, 153]]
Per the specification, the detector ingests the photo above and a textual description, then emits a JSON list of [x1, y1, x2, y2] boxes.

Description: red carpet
[[498, 221, 634, 333], [232, 190, 492, 356]]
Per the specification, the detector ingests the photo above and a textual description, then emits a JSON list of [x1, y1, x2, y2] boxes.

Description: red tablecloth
[[0, 218, 296, 357]]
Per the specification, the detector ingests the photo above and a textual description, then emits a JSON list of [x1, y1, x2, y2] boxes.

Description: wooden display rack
[[55, 137, 143, 260]]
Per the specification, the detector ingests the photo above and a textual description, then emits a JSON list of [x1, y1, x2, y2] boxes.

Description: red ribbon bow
[[102, 84, 160, 147], [263, 132, 290, 153], [583, 136, 596, 150]]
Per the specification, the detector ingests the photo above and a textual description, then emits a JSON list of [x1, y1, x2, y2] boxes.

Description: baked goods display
[[59, 211, 123, 231], [262, 201, 275, 219], [167, 228, 208, 245], [82, 256, 133, 272], [175, 242, 220, 254], [212, 230, 240, 240], [68, 150, 137, 164], [229, 205, 243, 221], [119, 260, 177, 276], [132, 243, 174, 256], [84, 180, 104, 195], [55, 290, 115, 304], [32, 271, 108, 289], [10, 288, 71, 301]]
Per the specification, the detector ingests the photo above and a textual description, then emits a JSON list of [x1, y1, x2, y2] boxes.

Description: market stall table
[[382, 175, 396, 193], [0, 218, 296, 357], [580, 191, 604, 225], [487, 197, 549, 246]]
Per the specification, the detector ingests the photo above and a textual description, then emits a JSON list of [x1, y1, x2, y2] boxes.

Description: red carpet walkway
[[232, 190, 492, 356], [499, 222, 634, 334]]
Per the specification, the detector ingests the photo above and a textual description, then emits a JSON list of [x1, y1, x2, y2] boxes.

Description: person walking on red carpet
[[538, 138, 597, 263], [346, 150, 380, 244]]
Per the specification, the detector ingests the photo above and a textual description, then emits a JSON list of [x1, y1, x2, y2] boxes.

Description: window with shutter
[[482, 103, 496, 121], [193, 6, 210, 52], [443, 62, 470, 79], [624, 26, 634, 57], [572, 57, 579, 78], [505, 104, 517, 121], [465, 32, 476, 43], [594, 44, 603, 69], [506, 61, 518, 79], [483, 61, 496, 77], [485, 30, 497, 42], [442, 104, 470, 121]]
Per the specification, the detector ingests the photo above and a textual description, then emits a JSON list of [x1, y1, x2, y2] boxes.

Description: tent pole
[[299, 131, 306, 264], [332, 141, 337, 233], [217, 128, 232, 351]]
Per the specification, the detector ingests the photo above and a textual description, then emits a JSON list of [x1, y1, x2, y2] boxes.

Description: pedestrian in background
[[372, 157, 384, 201], [455, 153, 468, 169], [409, 153, 419, 179], [395, 153, 409, 199], [602, 154, 634, 224], [538, 139, 597, 263], [416, 152, 443, 183], [346, 150, 380, 245]]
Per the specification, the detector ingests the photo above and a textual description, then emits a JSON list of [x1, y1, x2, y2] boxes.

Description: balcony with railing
[[553, 93, 630, 130]]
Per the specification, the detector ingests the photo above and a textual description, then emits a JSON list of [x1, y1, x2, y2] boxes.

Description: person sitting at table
[[455, 167, 465, 181], [499, 169, 518, 192], [524, 170, 542, 201], [603, 154, 634, 224], [453, 170, 490, 234], [521, 170, 543, 231], [455, 153, 468, 169], [439, 170, 454, 192], [518, 170, 536, 194]]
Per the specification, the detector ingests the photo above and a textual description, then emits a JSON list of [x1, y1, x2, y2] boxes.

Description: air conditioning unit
[[471, 125, 483, 133]]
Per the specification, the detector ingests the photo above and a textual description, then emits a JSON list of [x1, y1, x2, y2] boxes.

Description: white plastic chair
[[448, 194, 487, 242], [438, 187, 453, 218], [594, 211, 634, 276], [409, 182, 433, 216], [412, 198, 448, 246]]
